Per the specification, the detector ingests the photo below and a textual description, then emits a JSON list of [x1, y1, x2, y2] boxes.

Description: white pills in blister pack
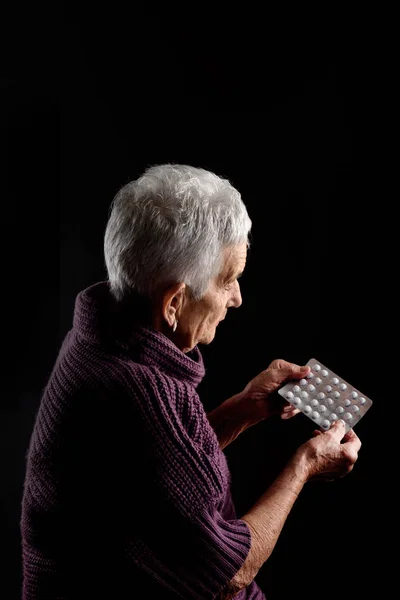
[[278, 358, 373, 432]]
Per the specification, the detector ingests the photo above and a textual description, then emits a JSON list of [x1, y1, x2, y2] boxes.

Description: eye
[[224, 279, 235, 291]]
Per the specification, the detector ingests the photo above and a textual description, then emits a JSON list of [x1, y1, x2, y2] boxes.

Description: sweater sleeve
[[125, 503, 251, 599], [108, 364, 252, 599]]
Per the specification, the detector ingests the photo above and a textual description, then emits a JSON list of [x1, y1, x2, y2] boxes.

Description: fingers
[[288, 362, 310, 380], [270, 359, 310, 383], [281, 407, 301, 419], [327, 421, 362, 454], [326, 419, 347, 442], [342, 428, 362, 453], [282, 403, 298, 413]]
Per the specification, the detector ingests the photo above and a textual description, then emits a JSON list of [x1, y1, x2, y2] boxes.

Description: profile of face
[[162, 244, 247, 353]]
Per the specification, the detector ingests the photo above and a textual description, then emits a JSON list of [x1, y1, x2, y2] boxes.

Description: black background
[[2, 5, 392, 599]]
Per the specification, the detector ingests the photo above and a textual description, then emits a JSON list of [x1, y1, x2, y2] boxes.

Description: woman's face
[[176, 244, 247, 352]]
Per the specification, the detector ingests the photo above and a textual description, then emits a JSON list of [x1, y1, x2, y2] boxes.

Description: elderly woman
[[21, 164, 361, 599]]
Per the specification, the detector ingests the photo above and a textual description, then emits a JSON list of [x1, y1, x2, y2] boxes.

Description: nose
[[228, 280, 242, 309]]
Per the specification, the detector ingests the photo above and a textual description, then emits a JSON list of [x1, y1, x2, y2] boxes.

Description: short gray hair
[[104, 164, 252, 302]]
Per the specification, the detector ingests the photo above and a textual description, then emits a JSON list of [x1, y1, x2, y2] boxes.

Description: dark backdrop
[[3, 6, 390, 600]]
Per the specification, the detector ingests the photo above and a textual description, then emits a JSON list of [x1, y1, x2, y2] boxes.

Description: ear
[[161, 282, 186, 327]]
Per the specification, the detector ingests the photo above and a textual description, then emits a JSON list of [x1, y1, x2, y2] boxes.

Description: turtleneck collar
[[72, 281, 205, 389]]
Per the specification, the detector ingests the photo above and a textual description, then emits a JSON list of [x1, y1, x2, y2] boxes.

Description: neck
[[151, 314, 195, 354]]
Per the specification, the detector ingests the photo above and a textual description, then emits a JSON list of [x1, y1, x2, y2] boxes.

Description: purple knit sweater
[[21, 281, 266, 599]]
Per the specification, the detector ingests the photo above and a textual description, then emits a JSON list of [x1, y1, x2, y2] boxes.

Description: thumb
[[270, 360, 310, 384], [288, 363, 310, 380], [327, 419, 346, 442]]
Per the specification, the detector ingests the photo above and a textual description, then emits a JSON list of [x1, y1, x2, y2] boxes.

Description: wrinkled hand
[[298, 419, 362, 481], [238, 359, 311, 422]]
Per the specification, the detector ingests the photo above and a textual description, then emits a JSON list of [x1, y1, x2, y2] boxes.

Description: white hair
[[104, 164, 252, 302]]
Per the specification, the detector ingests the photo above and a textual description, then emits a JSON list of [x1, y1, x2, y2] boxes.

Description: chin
[[201, 329, 217, 345]]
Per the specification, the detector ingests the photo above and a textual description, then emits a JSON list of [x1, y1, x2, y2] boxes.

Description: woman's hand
[[295, 419, 361, 481], [238, 359, 311, 422]]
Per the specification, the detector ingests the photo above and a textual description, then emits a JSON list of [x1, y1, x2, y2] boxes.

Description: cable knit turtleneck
[[21, 281, 265, 600]]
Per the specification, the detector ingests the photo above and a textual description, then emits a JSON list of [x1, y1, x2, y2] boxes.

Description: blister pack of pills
[[278, 358, 373, 432]]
